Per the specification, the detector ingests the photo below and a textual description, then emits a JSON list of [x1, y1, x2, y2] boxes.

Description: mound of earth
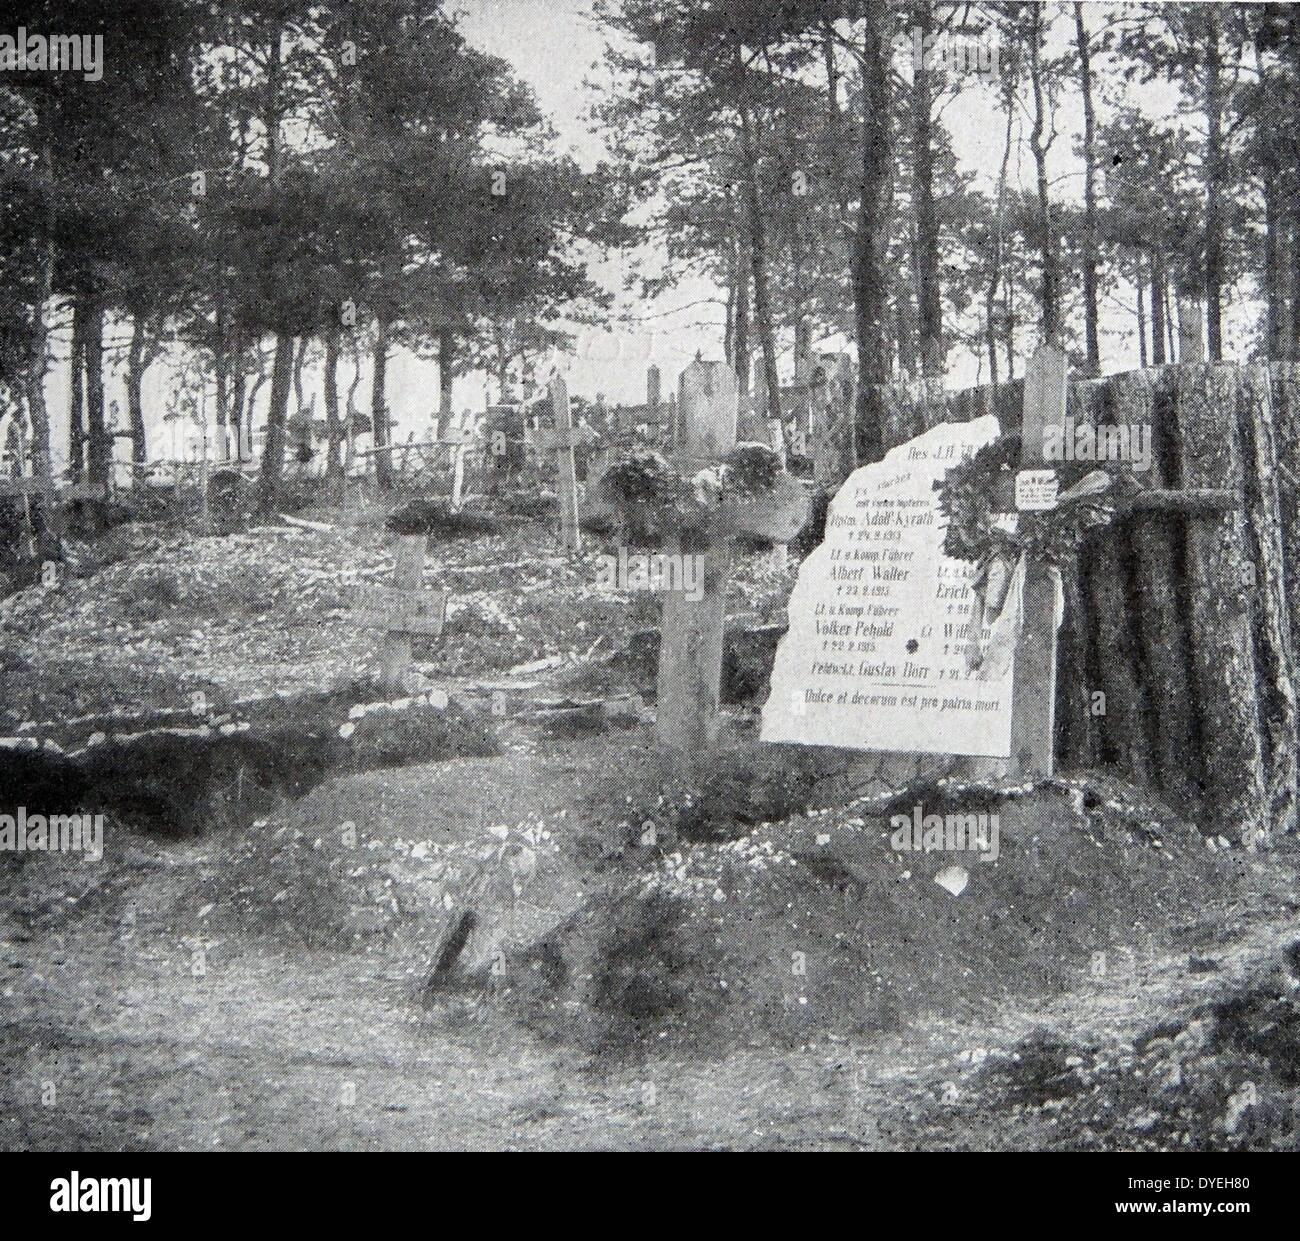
[[181, 733, 909, 981], [189, 754, 592, 978], [964, 942, 1300, 1150], [504, 773, 1254, 1052]]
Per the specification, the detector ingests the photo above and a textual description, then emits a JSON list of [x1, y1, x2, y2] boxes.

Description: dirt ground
[[4, 844, 1296, 1151]]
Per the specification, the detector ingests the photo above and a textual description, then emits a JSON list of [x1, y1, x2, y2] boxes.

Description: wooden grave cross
[[351, 533, 448, 691], [655, 359, 810, 750], [527, 373, 596, 552], [993, 343, 1069, 780]]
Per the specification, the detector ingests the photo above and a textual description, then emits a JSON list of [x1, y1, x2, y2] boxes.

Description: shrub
[[385, 498, 501, 541]]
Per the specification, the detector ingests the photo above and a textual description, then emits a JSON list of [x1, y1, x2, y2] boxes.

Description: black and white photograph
[[0, 0, 1297, 1190]]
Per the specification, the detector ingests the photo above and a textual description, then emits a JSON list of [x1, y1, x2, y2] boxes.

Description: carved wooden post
[[652, 360, 811, 749]]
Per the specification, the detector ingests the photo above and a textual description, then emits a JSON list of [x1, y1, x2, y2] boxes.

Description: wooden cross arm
[[351, 583, 448, 636], [531, 424, 598, 453], [1123, 487, 1238, 516]]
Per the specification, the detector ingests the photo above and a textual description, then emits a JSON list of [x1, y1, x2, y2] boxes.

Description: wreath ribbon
[[966, 550, 1065, 677]]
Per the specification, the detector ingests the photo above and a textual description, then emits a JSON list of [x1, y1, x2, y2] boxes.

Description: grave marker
[[528, 374, 595, 552], [762, 344, 1070, 777], [1004, 343, 1068, 778], [761, 415, 1014, 756], [812, 354, 857, 488], [351, 533, 448, 690], [655, 359, 810, 749]]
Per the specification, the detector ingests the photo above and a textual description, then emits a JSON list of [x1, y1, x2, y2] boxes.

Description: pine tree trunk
[[324, 318, 343, 492], [127, 314, 149, 470], [25, 153, 55, 483], [853, 0, 893, 466], [1164, 281, 1176, 361], [372, 317, 392, 489], [912, 1, 942, 378], [257, 330, 294, 515], [1178, 285, 1205, 363], [1003, 239, 1017, 380], [895, 286, 918, 380], [1288, 207, 1300, 361], [734, 231, 750, 394], [291, 334, 307, 415], [345, 350, 361, 471], [213, 292, 230, 464], [822, 19, 849, 232], [1150, 250, 1167, 364], [735, 62, 781, 426], [231, 358, 248, 463], [84, 300, 111, 488], [437, 327, 455, 439], [1264, 175, 1285, 359], [1203, 9, 1225, 362], [1138, 266, 1149, 369], [247, 357, 269, 462], [723, 243, 736, 369], [1074, 3, 1100, 374], [986, 93, 1014, 388], [69, 295, 86, 480]]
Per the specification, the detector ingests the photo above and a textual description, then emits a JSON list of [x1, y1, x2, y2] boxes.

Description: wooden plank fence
[[879, 361, 1300, 840]]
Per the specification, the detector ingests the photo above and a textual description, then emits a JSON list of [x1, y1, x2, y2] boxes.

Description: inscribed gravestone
[[761, 415, 1014, 757]]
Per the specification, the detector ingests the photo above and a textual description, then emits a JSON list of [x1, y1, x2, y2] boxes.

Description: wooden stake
[[450, 441, 466, 512], [548, 373, 581, 553], [379, 534, 429, 690]]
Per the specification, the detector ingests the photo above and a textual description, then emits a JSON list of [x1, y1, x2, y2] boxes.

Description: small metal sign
[[1015, 469, 1059, 512]]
